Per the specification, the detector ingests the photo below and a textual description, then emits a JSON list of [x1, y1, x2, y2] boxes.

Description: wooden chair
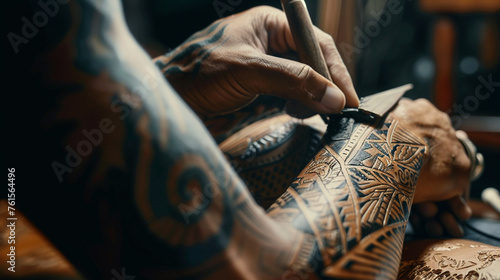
[[421, 0, 500, 148]]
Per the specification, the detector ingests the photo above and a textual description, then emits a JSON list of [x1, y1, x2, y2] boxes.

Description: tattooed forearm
[[220, 114, 325, 208], [21, 1, 304, 278], [267, 116, 427, 279], [18, 1, 429, 279]]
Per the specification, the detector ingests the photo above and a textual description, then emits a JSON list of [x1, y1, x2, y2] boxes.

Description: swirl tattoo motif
[[14, 1, 435, 279]]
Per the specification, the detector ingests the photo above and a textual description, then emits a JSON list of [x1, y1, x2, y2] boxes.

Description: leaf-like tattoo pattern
[[268, 117, 427, 279], [18, 1, 433, 278]]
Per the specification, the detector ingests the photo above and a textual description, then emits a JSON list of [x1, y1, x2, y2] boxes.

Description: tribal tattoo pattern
[[220, 114, 323, 209], [153, 19, 293, 145], [267, 116, 427, 279], [12, 1, 430, 279], [154, 20, 228, 77], [153, 20, 239, 119]]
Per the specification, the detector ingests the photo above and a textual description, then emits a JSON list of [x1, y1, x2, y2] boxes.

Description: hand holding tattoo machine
[[280, 0, 484, 181]]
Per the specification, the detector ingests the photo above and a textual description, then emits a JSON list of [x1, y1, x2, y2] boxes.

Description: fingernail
[[321, 86, 345, 113]]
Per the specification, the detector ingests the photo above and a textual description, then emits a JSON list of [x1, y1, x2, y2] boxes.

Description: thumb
[[244, 54, 346, 117]]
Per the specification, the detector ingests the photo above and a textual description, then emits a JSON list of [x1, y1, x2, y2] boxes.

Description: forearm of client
[[267, 114, 428, 279]]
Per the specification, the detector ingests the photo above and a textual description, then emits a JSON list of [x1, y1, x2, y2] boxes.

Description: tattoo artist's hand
[[390, 99, 472, 237], [154, 6, 358, 118], [410, 196, 472, 237]]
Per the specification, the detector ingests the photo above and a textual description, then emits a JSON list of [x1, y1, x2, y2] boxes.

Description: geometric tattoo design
[[268, 116, 427, 279], [15, 1, 431, 279]]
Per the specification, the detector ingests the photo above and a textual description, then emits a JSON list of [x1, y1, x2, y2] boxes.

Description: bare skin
[[9, 2, 471, 279], [156, 6, 473, 240], [153, 6, 359, 119], [391, 100, 472, 237]]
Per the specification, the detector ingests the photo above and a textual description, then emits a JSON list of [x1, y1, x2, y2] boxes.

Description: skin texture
[[391, 99, 472, 238], [9, 1, 471, 279], [391, 99, 470, 204], [153, 6, 359, 119], [152, 7, 472, 239], [152, 8, 472, 240]]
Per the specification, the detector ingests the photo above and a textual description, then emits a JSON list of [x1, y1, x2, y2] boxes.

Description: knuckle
[[458, 152, 471, 172], [323, 39, 340, 57], [320, 34, 335, 45], [250, 5, 275, 13], [398, 98, 412, 106], [296, 65, 313, 82], [452, 141, 471, 175], [296, 65, 315, 98], [440, 111, 449, 119], [246, 56, 271, 69], [415, 98, 433, 107], [440, 112, 452, 126]]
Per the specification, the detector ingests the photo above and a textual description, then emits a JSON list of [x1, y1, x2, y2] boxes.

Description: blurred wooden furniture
[[422, 0, 500, 149], [420, 0, 500, 13], [0, 200, 82, 280], [317, 0, 357, 77]]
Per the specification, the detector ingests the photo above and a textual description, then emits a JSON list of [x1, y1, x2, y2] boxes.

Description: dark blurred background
[[122, 0, 500, 199]]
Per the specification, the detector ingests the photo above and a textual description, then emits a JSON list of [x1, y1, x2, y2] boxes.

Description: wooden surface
[[317, 0, 356, 76], [420, 0, 500, 13], [0, 200, 82, 279], [317, 0, 342, 42], [433, 18, 456, 112]]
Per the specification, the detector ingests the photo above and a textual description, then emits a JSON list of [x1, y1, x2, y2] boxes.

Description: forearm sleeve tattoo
[[267, 116, 427, 279], [18, 1, 429, 279]]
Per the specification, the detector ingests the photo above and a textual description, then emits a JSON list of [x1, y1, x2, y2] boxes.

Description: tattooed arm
[[11, 1, 315, 278], [13, 1, 469, 279], [266, 113, 428, 279], [265, 99, 471, 279]]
